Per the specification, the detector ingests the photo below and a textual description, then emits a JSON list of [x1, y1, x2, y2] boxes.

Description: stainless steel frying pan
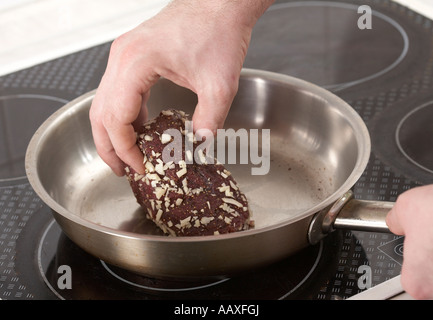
[[25, 69, 394, 279]]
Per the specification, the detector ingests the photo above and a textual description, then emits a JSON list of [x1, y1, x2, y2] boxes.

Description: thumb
[[386, 207, 405, 235], [192, 82, 238, 134]]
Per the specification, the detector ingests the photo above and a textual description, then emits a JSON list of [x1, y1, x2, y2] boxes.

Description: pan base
[[38, 219, 329, 299]]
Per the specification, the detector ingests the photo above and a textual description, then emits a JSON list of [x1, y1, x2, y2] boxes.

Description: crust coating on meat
[[125, 109, 253, 236]]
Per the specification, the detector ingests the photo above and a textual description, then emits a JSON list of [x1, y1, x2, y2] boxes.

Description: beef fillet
[[125, 109, 253, 236]]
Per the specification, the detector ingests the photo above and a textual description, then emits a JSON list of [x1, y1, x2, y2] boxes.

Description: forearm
[[163, 0, 275, 29]]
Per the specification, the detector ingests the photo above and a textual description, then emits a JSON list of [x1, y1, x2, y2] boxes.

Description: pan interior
[[59, 144, 333, 233], [32, 73, 364, 236]]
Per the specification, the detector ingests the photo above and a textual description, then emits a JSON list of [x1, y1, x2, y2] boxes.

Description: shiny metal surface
[[26, 69, 372, 278], [308, 190, 393, 245], [334, 198, 394, 232]]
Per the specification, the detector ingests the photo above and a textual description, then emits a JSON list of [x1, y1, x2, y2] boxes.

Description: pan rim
[[25, 68, 371, 243]]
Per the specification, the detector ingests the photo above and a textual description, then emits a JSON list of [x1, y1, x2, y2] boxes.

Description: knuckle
[[394, 190, 413, 211], [109, 33, 141, 67], [110, 33, 131, 54], [101, 109, 125, 130], [115, 145, 136, 164], [89, 106, 100, 124], [209, 77, 238, 104]]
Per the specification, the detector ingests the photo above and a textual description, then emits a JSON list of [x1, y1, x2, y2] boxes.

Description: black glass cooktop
[[1, 0, 432, 300]]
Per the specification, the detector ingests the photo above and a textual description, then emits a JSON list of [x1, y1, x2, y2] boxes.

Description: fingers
[[192, 77, 239, 134], [386, 185, 433, 235], [385, 185, 433, 299], [386, 188, 413, 235], [90, 74, 152, 176], [399, 233, 433, 300], [90, 114, 125, 176], [91, 90, 147, 175], [89, 5, 245, 176], [132, 91, 150, 132], [104, 109, 146, 175], [89, 27, 164, 176], [385, 207, 405, 236]]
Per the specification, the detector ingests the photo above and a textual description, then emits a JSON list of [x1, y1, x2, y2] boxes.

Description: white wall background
[[0, 0, 432, 76]]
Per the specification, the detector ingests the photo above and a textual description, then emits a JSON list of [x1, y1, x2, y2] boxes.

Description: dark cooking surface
[[1, 0, 432, 299]]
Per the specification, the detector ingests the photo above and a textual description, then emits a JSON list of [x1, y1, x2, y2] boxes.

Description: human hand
[[89, 0, 274, 176], [386, 184, 433, 299]]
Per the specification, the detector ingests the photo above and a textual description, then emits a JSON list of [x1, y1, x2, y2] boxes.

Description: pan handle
[[308, 191, 394, 245]]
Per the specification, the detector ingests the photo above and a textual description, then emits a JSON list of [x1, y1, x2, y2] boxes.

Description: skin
[[90, 0, 274, 176], [386, 185, 433, 300], [90, 0, 433, 299]]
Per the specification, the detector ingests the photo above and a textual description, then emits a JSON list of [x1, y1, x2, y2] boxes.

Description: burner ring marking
[[395, 101, 433, 175], [263, 1, 409, 92], [100, 260, 230, 292]]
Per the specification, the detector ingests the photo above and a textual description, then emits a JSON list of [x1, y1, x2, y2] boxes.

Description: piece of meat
[[125, 109, 253, 236]]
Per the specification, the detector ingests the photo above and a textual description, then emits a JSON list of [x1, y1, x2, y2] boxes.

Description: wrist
[[167, 0, 274, 29], [220, 0, 275, 28]]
